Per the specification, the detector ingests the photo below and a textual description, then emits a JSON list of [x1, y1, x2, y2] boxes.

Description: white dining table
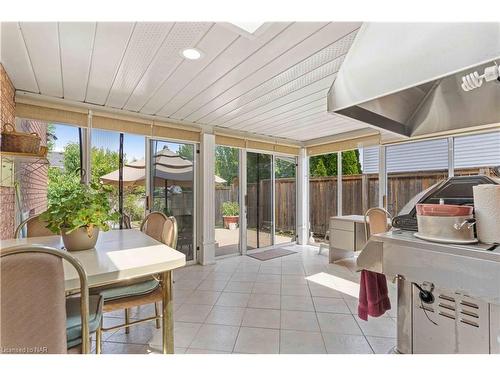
[[0, 229, 186, 354]]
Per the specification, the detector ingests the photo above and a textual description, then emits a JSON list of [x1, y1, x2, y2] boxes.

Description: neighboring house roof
[[363, 131, 500, 174], [48, 151, 64, 168]]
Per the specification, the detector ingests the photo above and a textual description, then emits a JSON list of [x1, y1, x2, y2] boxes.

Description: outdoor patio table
[[0, 229, 186, 354]]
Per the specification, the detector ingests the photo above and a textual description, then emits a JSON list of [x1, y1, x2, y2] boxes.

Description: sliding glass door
[[246, 152, 273, 250], [149, 139, 196, 262], [214, 146, 241, 257], [274, 156, 297, 245]]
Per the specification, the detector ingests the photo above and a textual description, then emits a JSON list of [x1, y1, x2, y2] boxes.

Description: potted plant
[[41, 179, 119, 251], [222, 201, 239, 230]]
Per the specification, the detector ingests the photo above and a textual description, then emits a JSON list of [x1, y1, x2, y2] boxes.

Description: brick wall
[[0, 64, 49, 239], [1, 63, 16, 239], [0, 64, 15, 126], [18, 120, 49, 217]]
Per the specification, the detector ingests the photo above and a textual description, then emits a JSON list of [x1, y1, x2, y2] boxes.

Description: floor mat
[[247, 247, 297, 261]]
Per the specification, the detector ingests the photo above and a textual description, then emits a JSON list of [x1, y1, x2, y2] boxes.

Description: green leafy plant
[[222, 201, 239, 217], [309, 149, 361, 177], [41, 178, 119, 237], [124, 187, 146, 222]]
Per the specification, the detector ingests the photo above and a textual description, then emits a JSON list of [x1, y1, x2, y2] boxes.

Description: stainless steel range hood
[[327, 23, 500, 138]]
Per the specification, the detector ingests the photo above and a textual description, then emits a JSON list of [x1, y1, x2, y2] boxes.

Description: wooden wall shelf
[[0, 146, 49, 162]]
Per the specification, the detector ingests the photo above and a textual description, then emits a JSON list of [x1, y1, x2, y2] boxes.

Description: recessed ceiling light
[[181, 48, 202, 60]]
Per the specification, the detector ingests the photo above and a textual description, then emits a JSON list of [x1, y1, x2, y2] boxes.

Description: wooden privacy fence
[[308, 174, 379, 237], [309, 167, 493, 237], [215, 184, 239, 227], [246, 180, 272, 230], [216, 179, 296, 232], [274, 178, 296, 233], [215, 168, 494, 237]]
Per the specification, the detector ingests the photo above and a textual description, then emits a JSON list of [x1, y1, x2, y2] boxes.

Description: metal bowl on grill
[[415, 204, 477, 244]]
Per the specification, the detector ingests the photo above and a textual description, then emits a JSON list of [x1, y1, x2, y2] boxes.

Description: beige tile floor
[[95, 244, 397, 354]]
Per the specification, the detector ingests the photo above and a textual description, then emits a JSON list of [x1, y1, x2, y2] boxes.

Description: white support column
[[337, 151, 342, 216], [82, 110, 92, 185], [448, 136, 455, 177], [199, 132, 216, 265], [239, 150, 247, 254], [378, 145, 387, 209], [296, 147, 309, 245], [145, 138, 151, 212]]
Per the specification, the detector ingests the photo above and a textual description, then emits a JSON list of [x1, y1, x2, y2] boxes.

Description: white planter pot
[[62, 226, 99, 251]]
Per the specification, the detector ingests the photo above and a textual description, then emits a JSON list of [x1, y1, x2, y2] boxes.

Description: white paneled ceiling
[[20, 22, 63, 97], [1, 21, 379, 143]]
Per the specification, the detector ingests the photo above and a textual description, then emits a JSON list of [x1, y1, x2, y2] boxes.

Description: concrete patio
[[215, 228, 296, 257]]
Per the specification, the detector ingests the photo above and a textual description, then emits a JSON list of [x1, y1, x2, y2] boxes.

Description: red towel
[[358, 270, 391, 321]]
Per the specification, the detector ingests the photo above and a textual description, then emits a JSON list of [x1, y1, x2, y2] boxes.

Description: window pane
[[387, 139, 448, 217], [309, 153, 338, 242], [454, 132, 500, 175], [91, 129, 120, 227], [361, 146, 379, 211], [150, 140, 195, 261], [246, 152, 273, 249], [91, 129, 146, 229], [275, 156, 296, 244], [215, 146, 240, 257], [123, 133, 146, 228], [47, 123, 83, 206], [341, 149, 363, 215]]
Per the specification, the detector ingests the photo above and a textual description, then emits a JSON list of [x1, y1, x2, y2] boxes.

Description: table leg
[[161, 270, 174, 354]]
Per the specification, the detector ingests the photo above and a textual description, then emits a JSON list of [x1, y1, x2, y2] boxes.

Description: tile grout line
[[175, 246, 393, 354], [303, 259, 328, 354], [186, 264, 237, 352], [347, 297, 376, 354], [183, 318, 205, 352]]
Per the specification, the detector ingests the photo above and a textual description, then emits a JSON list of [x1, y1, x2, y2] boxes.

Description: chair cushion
[[66, 294, 103, 349], [100, 279, 160, 302]]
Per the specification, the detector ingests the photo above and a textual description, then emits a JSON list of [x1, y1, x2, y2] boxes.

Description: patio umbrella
[[99, 163, 145, 187], [215, 175, 227, 184], [100, 147, 226, 187], [100, 147, 205, 215]]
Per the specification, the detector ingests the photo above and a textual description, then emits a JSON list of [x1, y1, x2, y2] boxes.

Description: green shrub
[[222, 201, 239, 216], [124, 189, 146, 222]]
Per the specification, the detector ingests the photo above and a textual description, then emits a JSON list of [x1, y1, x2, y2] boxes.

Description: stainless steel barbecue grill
[[358, 175, 500, 354]]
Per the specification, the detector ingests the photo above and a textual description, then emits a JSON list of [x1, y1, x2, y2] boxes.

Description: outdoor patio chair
[[364, 207, 392, 241], [14, 214, 53, 238], [122, 213, 132, 229], [92, 213, 178, 352], [174, 214, 192, 254], [0, 245, 102, 354]]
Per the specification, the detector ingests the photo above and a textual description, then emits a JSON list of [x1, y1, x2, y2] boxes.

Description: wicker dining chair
[[364, 207, 392, 241], [14, 214, 53, 238], [93, 213, 178, 351], [140, 212, 177, 246], [0, 245, 102, 354]]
